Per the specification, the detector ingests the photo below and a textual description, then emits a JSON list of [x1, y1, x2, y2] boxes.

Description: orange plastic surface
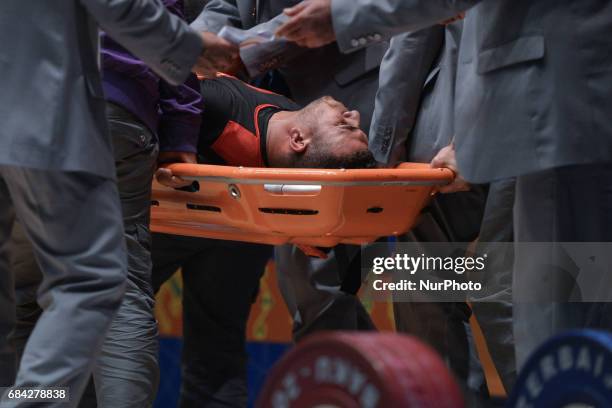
[[150, 163, 454, 247]]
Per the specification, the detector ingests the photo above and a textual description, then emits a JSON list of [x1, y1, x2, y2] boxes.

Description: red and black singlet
[[197, 74, 300, 167]]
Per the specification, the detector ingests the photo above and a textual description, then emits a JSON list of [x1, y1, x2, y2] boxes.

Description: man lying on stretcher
[[156, 74, 376, 188]]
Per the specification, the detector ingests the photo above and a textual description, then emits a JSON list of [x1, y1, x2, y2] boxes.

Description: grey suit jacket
[[336, 0, 612, 182], [191, 0, 387, 129], [0, 0, 202, 179], [410, 22, 463, 164], [372, 21, 518, 247], [371, 22, 487, 252], [369, 27, 444, 165], [370, 23, 465, 166]]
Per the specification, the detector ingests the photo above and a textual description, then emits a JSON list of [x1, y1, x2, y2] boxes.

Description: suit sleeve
[[332, 0, 481, 53], [190, 0, 243, 33], [369, 27, 444, 166], [80, 0, 203, 85]]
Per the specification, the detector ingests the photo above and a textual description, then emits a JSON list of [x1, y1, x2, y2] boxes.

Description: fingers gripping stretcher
[[150, 163, 454, 252]]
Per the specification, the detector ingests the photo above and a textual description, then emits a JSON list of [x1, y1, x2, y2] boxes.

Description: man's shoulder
[[210, 74, 297, 110]]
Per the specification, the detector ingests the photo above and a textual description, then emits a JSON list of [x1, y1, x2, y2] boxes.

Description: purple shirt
[[100, 0, 202, 153]]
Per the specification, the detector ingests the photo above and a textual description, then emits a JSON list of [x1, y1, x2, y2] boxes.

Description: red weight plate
[[257, 332, 464, 408]]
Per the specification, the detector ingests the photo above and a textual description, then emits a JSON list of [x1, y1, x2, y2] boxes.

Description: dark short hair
[[293, 149, 377, 169]]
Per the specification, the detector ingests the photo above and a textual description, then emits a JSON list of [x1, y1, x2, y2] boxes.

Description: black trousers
[[151, 234, 272, 408], [393, 188, 487, 382]]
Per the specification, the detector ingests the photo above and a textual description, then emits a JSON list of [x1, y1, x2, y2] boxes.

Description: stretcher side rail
[[163, 162, 454, 185], [150, 163, 454, 249]]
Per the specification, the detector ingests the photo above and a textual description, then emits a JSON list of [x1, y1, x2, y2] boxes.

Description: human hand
[[194, 32, 241, 77], [275, 0, 336, 48], [430, 143, 471, 193], [155, 151, 197, 188]]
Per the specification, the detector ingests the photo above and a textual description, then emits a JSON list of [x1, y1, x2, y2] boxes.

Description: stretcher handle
[[264, 184, 322, 195]]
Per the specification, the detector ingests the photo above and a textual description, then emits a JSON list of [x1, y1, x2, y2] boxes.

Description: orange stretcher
[[150, 163, 454, 248]]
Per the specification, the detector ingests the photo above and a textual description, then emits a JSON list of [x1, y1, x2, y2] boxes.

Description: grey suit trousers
[[470, 179, 517, 393], [394, 180, 517, 396], [513, 163, 612, 369], [392, 190, 484, 386], [275, 245, 375, 341], [0, 166, 127, 407], [5, 103, 160, 408]]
